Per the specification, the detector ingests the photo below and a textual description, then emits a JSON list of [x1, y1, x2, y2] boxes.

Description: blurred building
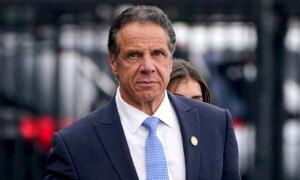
[[0, 1, 299, 180]]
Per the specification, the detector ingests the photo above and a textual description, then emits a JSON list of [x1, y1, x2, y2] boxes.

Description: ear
[[109, 53, 119, 77]]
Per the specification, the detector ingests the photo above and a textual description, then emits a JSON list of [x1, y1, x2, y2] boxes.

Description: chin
[[138, 92, 162, 102]]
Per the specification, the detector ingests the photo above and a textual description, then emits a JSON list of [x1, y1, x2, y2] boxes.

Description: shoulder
[[169, 92, 228, 117], [58, 98, 116, 140], [169, 93, 231, 131]]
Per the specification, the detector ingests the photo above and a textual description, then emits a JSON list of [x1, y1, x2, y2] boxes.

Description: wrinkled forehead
[[117, 21, 170, 42]]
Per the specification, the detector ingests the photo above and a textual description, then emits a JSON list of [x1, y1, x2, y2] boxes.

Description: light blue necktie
[[142, 116, 169, 180]]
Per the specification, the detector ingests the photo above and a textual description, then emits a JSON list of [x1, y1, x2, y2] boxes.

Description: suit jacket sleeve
[[222, 109, 241, 180], [44, 133, 78, 180]]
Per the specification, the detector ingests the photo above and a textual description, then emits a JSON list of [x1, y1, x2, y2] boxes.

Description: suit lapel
[[92, 99, 139, 180], [169, 93, 201, 180]]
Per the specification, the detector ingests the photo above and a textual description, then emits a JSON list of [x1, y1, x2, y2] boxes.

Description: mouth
[[136, 81, 158, 87]]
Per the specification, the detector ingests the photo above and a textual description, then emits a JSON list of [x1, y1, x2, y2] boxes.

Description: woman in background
[[168, 59, 211, 103]]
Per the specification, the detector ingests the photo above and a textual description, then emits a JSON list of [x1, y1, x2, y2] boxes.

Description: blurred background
[[0, 0, 299, 180]]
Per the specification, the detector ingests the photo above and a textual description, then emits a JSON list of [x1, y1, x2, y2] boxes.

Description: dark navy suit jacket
[[44, 93, 240, 180]]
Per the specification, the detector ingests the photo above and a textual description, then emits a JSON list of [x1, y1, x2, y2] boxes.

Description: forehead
[[176, 78, 202, 92], [118, 22, 169, 50]]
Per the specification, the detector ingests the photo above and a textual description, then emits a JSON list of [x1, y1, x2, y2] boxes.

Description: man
[[44, 5, 240, 180]]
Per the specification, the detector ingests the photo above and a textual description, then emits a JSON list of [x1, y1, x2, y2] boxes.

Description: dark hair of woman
[[168, 59, 211, 103]]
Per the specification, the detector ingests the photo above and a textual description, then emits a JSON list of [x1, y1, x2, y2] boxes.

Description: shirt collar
[[153, 92, 175, 129], [115, 87, 175, 134]]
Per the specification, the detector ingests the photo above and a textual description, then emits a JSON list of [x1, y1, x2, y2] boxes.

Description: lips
[[137, 81, 155, 83], [136, 81, 158, 87]]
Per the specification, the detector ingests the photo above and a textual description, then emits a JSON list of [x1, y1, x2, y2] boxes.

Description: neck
[[138, 100, 162, 115]]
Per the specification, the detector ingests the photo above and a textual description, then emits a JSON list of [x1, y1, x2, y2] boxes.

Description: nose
[[140, 55, 155, 74]]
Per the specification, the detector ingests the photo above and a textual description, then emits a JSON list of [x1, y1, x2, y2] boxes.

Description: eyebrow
[[125, 49, 142, 54], [152, 47, 167, 52], [191, 95, 203, 100], [174, 93, 203, 100], [173, 93, 185, 97]]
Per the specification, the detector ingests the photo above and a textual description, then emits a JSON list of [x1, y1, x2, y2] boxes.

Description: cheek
[[161, 61, 172, 78], [166, 61, 172, 72], [119, 64, 140, 83]]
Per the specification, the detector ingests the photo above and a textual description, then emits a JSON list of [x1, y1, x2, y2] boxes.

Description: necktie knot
[[142, 116, 160, 132]]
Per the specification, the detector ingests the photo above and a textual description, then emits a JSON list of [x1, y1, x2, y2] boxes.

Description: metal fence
[[0, 1, 299, 180]]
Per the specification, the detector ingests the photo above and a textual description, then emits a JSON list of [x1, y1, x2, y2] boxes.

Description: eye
[[192, 96, 203, 102], [128, 52, 138, 58], [126, 51, 141, 60], [151, 50, 165, 58]]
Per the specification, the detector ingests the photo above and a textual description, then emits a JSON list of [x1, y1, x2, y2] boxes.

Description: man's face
[[109, 22, 172, 108]]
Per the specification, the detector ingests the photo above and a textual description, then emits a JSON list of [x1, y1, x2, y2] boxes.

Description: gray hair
[[108, 5, 176, 56]]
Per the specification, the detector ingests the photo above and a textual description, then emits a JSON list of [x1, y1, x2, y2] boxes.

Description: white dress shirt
[[115, 87, 186, 180]]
